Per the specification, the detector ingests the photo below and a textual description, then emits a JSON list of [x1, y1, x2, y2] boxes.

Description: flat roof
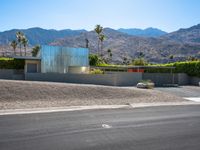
[[13, 56, 41, 60]]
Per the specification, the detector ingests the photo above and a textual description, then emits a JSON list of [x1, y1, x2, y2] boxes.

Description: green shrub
[[139, 79, 153, 84], [0, 57, 24, 69], [89, 54, 105, 66], [90, 69, 104, 74], [132, 58, 148, 66], [146, 61, 200, 77]]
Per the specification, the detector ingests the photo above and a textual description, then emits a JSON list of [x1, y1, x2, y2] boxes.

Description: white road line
[[102, 124, 112, 129], [184, 97, 200, 102]]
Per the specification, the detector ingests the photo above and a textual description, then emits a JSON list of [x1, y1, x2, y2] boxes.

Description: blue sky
[[0, 0, 200, 32]]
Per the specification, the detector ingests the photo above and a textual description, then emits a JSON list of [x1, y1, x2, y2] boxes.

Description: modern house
[[14, 45, 89, 74]]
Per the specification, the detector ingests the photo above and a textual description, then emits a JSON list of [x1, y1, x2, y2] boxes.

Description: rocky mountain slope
[[0, 27, 86, 45], [51, 27, 200, 63], [118, 27, 167, 37], [0, 25, 200, 63], [162, 24, 200, 44]]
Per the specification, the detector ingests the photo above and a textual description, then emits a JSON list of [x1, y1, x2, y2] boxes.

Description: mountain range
[[0, 25, 200, 63], [0, 27, 86, 45], [118, 28, 167, 37]]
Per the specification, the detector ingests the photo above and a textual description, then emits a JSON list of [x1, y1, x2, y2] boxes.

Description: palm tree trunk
[[97, 39, 100, 55], [100, 41, 103, 57], [25, 47, 26, 56], [20, 44, 22, 56]]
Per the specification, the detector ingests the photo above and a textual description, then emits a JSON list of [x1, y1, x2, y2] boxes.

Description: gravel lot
[[0, 80, 186, 110]]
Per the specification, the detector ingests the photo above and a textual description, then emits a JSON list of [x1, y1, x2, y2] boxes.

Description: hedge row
[[0, 57, 25, 69], [146, 61, 200, 77]]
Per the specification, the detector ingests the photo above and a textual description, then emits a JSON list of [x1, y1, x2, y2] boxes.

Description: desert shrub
[[137, 80, 155, 89], [139, 79, 153, 84], [132, 58, 148, 66], [90, 69, 104, 74]]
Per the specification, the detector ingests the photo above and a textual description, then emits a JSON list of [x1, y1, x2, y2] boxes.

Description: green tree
[[32, 45, 41, 57], [21, 37, 28, 56], [187, 56, 198, 61], [107, 49, 112, 63], [94, 25, 103, 55], [10, 40, 17, 55], [123, 57, 130, 65], [169, 55, 174, 60], [132, 58, 148, 66], [89, 54, 104, 66], [138, 52, 145, 58], [16, 31, 24, 56], [85, 38, 89, 48]]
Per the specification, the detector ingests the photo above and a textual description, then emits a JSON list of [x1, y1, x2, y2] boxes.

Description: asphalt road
[[0, 105, 200, 150]]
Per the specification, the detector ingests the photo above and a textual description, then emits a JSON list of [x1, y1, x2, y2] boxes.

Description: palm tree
[[94, 25, 103, 55], [107, 49, 112, 63], [85, 38, 89, 48], [99, 34, 106, 56], [10, 40, 17, 55], [32, 45, 41, 57], [16, 31, 24, 56], [22, 37, 28, 56]]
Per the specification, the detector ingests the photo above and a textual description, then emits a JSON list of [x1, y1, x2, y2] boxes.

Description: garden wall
[[1, 69, 199, 86], [25, 72, 180, 86], [143, 73, 178, 86], [0, 69, 24, 80], [25, 72, 142, 86]]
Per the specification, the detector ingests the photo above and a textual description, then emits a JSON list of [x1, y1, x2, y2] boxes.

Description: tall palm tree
[[10, 40, 17, 55], [85, 38, 89, 48], [94, 25, 103, 55], [107, 49, 112, 63], [32, 45, 41, 57], [16, 31, 24, 56], [99, 34, 106, 56], [22, 37, 28, 56]]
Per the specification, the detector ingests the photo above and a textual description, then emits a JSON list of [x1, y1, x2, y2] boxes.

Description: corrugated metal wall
[[41, 45, 89, 73]]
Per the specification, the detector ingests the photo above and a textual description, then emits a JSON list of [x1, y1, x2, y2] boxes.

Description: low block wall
[[177, 73, 200, 86], [25, 72, 142, 86], [0, 69, 24, 80], [143, 73, 178, 86], [178, 73, 190, 85], [0, 69, 14, 79], [1, 69, 199, 86], [25, 72, 180, 86], [190, 76, 200, 86]]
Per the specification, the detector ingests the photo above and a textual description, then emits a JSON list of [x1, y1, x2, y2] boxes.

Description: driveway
[[156, 86, 200, 102]]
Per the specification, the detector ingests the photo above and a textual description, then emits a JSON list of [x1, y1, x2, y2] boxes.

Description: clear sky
[[0, 0, 200, 32]]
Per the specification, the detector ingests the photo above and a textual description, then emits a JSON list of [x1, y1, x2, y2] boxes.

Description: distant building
[[14, 45, 89, 74]]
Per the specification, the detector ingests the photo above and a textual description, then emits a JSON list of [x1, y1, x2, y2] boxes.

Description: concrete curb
[[0, 102, 200, 116], [0, 105, 129, 116], [130, 102, 200, 108]]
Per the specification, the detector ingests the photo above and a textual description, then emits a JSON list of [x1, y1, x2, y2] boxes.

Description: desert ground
[[0, 80, 186, 110]]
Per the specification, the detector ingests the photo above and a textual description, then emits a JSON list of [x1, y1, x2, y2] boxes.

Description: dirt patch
[[0, 80, 185, 109]]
